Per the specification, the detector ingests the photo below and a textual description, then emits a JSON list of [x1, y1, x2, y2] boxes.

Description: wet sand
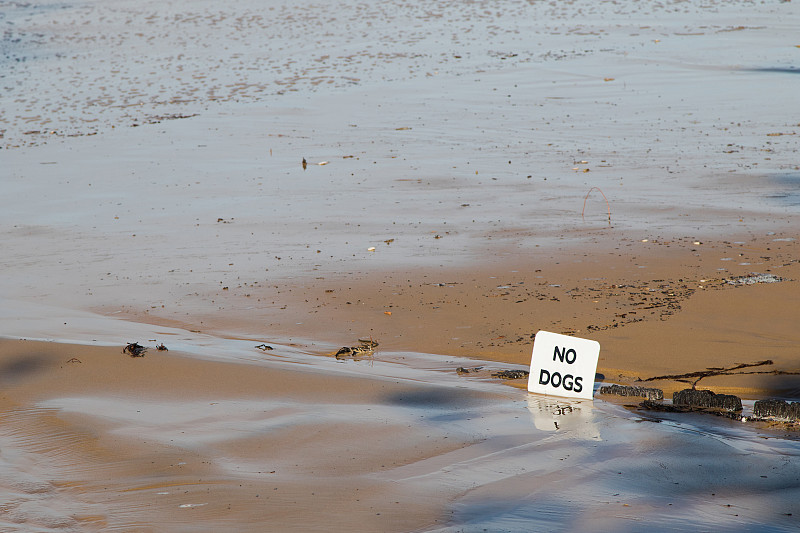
[[200, 232, 800, 399], [2, 334, 799, 532], [2, 0, 800, 530], [0, 339, 473, 531], [2, 236, 800, 532]]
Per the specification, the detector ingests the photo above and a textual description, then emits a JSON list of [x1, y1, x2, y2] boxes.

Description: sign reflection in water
[[526, 394, 601, 441]]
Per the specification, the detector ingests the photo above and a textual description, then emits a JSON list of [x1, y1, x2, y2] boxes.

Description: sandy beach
[[2, 0, 800, 530]]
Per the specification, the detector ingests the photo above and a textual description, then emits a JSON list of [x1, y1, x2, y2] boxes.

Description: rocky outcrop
[[753, 399, 800, 421], [599, 384, 663, 400], [673, 389, 742, 411], [639, 400, 743, 420]]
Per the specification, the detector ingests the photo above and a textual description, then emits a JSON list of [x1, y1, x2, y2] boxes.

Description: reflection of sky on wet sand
[[2, 0, 800, 346], [433, 396, 800, 532], [2, 336, 798, 531]]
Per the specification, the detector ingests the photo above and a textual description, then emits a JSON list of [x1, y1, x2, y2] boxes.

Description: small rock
[[123, 342, 147, 357], [334, 339, 378, 360]]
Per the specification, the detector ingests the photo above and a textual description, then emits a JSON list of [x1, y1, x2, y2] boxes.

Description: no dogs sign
[[528, 331, 600, 400]]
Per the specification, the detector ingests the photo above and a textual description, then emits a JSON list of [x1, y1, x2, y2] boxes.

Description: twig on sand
[[638, 360, 789, 389], [582, 186, 612, 226]]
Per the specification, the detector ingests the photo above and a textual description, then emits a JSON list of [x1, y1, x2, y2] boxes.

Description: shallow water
[[3, 300, 800, 530], [2, 328, 799, 531]]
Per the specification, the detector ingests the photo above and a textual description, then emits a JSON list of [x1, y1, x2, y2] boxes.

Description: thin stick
[[582, 186, 611, 226], [639, 360, 779, 388]]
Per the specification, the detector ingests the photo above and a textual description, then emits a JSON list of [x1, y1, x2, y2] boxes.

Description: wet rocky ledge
[[598, 384, 664, 401], [600, 385, 800, 428]]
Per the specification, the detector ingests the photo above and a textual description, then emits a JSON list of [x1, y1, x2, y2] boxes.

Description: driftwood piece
[[641, 360, 775, 388]]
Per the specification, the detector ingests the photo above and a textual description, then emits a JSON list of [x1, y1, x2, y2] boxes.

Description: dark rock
[[491, 369, 530, 380], [673, 389, 742, 411], [753, 399, 800, 421], [599, 384, 663, 400]]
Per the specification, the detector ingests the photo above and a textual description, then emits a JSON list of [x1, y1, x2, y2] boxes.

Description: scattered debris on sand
[[491, 369, 530, 380], [123, 342, 147, 357], [142, 113, 198, 125], [156, 343, 168, 351], [255, 344, 274, 351], [599, 384, 663, 400], [726, 273, 786, 285], [456, 366, 483, 375]]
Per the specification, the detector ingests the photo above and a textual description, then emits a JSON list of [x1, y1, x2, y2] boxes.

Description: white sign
[[527, 331, 600, 400]]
